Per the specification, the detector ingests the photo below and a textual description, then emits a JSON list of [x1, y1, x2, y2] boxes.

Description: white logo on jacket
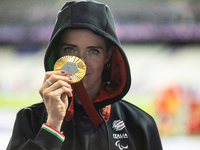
[[113, 133, 128, 139], [112, 120, 125, 131], [115, 140, 128, 150]]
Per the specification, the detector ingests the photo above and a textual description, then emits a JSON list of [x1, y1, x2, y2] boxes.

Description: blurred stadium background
[[1, 0, 200, 149]]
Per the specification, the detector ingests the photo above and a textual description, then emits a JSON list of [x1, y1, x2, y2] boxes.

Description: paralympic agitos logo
[[112, 120, 125, 131]]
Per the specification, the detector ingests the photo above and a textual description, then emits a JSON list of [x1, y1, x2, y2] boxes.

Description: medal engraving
[[62, 62, 78, 75]]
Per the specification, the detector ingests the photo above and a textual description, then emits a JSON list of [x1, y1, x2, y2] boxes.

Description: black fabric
[[7, 101, 162, 150], [7, 1, 163, 150]]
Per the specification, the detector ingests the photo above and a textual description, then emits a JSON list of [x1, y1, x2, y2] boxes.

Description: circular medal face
[[54, 55, 86, 83]]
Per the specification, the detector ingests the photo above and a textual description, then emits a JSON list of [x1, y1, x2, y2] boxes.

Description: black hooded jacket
[[7, 1, 163, 150]]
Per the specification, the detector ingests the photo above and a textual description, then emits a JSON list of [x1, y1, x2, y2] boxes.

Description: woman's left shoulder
[[112, 100, 156, 126]]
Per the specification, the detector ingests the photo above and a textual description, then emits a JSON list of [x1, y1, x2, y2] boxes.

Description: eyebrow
[[60, 43, 77, 47], [60, 43, 104, 50], [88, 46, 104, 50]]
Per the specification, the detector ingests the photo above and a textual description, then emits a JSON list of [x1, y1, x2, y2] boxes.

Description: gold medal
[[54, 55, 86, 83]]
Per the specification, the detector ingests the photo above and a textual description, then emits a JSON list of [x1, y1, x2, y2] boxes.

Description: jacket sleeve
[[120, 100, 163, 150], [134, 109, 163, 150], [7, 108, 65, 150], [148, 118, 163, 150]]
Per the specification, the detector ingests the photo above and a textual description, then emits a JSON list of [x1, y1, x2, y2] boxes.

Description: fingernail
[[68, 78, 73, 80], [70, 93, 73, 97], [61, 70, 66, 74]]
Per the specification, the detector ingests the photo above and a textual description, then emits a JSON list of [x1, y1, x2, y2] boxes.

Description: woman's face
[[58, 29, 112, 94]]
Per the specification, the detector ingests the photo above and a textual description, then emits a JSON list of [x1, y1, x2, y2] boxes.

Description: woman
[[7, 1, 163, 150]]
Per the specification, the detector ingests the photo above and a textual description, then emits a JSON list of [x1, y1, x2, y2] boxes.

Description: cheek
[[91, 60, 105, 73], [84, 52, 108, 76]]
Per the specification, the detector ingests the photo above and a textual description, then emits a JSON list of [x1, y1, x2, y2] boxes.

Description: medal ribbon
[[72, 81, 103, 125]]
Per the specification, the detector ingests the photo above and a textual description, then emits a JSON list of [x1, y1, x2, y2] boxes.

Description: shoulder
[[111, 100, 157, 128], [110, 100, 162, 149], [11, 102, 47, 136], [17, 101, 46, 122], [112, 100, 151, 117], [18, 101, 45, 113]]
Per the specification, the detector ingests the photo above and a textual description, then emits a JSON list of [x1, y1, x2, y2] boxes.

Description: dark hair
[[105, 38, 113, 52]]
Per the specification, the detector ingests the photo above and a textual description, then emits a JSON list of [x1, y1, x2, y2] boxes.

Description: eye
[[89, 49, 100, 54], [63, 47, 74, 53]]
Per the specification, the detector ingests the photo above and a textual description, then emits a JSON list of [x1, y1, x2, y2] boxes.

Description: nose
[[77, 52, 86, 65]]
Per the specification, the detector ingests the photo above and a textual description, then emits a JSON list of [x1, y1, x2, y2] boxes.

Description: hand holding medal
[[54, 55, 103, 125]]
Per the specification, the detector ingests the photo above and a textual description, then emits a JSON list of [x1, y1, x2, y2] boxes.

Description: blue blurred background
[[1, 0, 200, 149]]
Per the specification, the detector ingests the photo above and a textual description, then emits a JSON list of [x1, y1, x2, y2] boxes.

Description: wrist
[[46, 117, 63, 131]]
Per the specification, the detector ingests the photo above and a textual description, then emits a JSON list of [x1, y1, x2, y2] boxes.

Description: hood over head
[[44, 0, 131, 109]]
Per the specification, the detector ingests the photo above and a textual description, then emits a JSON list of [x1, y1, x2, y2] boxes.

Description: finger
[[39, 70, 72, 99], [44, 75, 73, 88], [48, 80, 72, 95], [40, 79, 73, 98], [42, 70, 67, 84], [43, 86, 73, 103], [61, 93, 69, 107]]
